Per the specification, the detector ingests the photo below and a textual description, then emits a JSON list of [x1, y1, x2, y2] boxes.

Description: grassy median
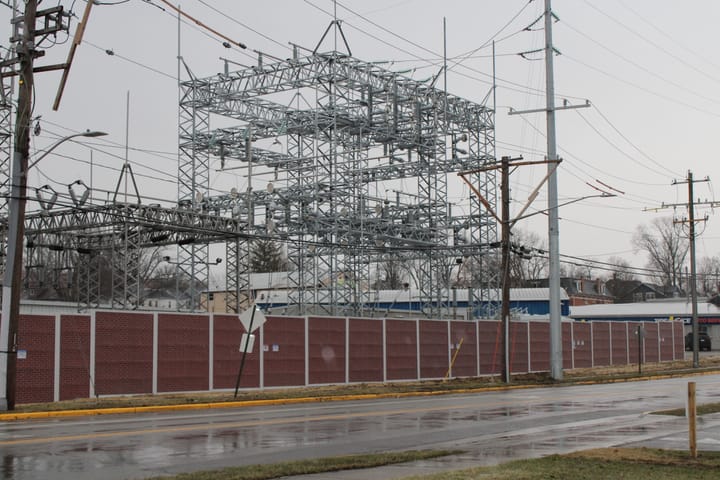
[[408, 448, 720, 480], [146, 449, 461, 480], [146, 448, 720, 480]]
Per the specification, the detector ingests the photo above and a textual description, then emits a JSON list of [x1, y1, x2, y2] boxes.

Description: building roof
[[256, 287, 569, 305], [571, 300, 720, 319]]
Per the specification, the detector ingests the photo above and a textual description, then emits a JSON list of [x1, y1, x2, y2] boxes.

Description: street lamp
[[0, 130, 107, 411], [28, 131, 107, 170]]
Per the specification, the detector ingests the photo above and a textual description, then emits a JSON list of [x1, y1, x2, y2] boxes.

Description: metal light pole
[[0, 130, 106, 411]]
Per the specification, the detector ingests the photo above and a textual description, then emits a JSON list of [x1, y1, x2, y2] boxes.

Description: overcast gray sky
[[3, 0, 720, 278]]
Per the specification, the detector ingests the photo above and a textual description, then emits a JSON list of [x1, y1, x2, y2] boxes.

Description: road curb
[[2, 369, 718, 421]]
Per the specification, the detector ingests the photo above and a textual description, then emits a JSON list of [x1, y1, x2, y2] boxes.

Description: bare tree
[[509, 229, 548, 284], [605, 255, 635, 281], [374, 256, 409, 289], [697, 256, 720, 296], [455, 229, 547, 288], [633, 217, 688, 288]]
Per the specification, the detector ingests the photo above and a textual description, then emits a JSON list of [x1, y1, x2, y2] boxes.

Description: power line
[[85, 40, 176, 80], [574, 109, 676, 180], [561, 19, 720, 106], [196, 0, 288, 51], [584, 0, 720, 87], [592, 104, 681, 178]]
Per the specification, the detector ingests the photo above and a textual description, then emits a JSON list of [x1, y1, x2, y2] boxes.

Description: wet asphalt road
[[2, 374, 720, 480]]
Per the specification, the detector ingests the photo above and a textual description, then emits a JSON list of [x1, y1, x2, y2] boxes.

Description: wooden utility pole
[[0, 0, 37, 411], [460, 156, 558, 383], [660, 171, 714, 369]]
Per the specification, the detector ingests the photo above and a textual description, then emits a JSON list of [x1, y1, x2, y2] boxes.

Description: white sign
[[239, 333, 255, 353], [17, 349, 27, 360], [238, 305, 267, 333]]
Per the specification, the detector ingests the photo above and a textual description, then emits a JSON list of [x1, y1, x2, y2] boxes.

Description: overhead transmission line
[[584, 0, 720, 86], [304, 0, 584, 103], [560, 21, 720, 112], [574, 109, 680, 180]]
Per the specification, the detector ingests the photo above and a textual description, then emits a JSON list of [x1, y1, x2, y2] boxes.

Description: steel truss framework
[[22, 204, 243, 309], [182, 50, 499, 317], [0, 48, 497, 316], [0, 59, 13, 278]]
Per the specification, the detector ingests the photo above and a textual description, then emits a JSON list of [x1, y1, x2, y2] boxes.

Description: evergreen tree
[[250, 239, 287, 272]]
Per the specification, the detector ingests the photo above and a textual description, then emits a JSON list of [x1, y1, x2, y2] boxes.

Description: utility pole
[[543, 0, 563, 381], [661, 171, 712, 369], [1, 1, 79, 411], [0, 0, 37, 411], [508, 0, 589, 380], [460, 155, 558, 383]]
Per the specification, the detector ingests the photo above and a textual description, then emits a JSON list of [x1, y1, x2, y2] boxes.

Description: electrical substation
[[1, 29, 500, 318]]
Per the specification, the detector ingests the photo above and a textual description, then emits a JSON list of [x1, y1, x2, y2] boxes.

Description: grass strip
[[146, 449, 462, 480], [405, 448, 720, 480], [654, 401, 720, 417]]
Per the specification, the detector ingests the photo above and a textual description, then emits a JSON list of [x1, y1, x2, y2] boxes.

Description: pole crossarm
[[508, 101, 590, 116]]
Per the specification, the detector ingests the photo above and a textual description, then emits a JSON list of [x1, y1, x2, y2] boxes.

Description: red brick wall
[[213, 314, 259, 389], [95, 311, 153, 395], [659, 322, 674, 361], [628, 322, 642, 365], [419, 320, 448, 379], [348, 318, 383, 382], [592, 322, 611, 367], [643, 323, 659, 363], [12, 312, 690, 404], [529, 322, 550, 372], [449, 321, 477, 377], [562, 322, 573, 370], [674, 322, 684, 359], [16, 315, 55, 404], [263, 316, 305, 387], [509, 322, 529, 374], [59, 315, 91, 401], [572, 322, 593, 369], [478, 321, 502, 375], [611, 322, 628, 365], [385, 319, 417, 380], [308, 317, 345, 385], [157, 314, 209, 392]]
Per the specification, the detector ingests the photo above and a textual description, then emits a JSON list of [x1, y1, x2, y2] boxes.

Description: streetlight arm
[[27, 130, 107, 170]]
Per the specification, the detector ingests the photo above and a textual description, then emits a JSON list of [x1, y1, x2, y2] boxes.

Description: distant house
[[525, 277, 613, 306], [141, 288, 181, 310], [204, 271, 292, 313], [605, 279, 683, 304]]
